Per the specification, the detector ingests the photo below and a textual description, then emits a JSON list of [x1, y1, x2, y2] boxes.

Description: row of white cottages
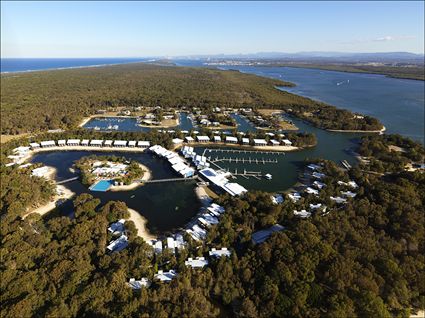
[[29, 139, 151, 149], [182, 135, 292, 146]]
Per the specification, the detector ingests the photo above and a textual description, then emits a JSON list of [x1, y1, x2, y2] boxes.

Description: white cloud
[[373, 35, 416, 42]]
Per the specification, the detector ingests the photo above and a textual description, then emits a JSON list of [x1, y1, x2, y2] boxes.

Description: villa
[[293, 210, 312, 218], [225, 136, 238, 144], [127, 278, 151, 289], [154, 270, 177, 282], [213, 136, 221, 142], [185, 257, 209, 268], [67, 139, 81, 146], [107, 235, 129, 253], [90, 139, 103, 147], [253, 139, 267, 146], [252, 224, 285, 244], [40, 140, 56, 148], [209, 247, 231, 258], [196, 135, 210, 143]]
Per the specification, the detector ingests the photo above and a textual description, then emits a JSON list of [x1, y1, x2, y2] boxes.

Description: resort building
[[270, 139, 280, 146], [282, 139, 293, 146], [225, 136, 238, 144], [213, 136, 221, 142], [209, 247, 231, 258], [199, 168, 247, 196], [252, 224, 285, 244], [154, 270, 177, 282], [271, 194, 284, 205], [312, 172, 326, 179], [104, 140, 113, 147], [81, 139, 90, 146], [242, 138, 250, 145], [307, 164, 322, 171], [40, 140, 56, 148], [253, 139, 267, 146], [185, 257, 209, 269], [57, 140, 66, 147], [305, 187, 319, 195], [185, 136, 195, 143], [90, 140, 103, 147], [137, 141, 150, 148], [196, 136, 210, 143], [108, 219, 126, 235], [313, 181, 326, 189], [107, 235, 129, 253], [166, 237, 176, 253], [113, 140, 127, 147], [341, 191, 357, 198], [30, 142, 40, 149], [128, 140, 137, 147], [127, 278, 151, 289], [288, 192, 302, 202], [67, 139, 81, 146], [293, 210, 312, 218], [330, 196, 347, 204], [172, 138, 184, 145]]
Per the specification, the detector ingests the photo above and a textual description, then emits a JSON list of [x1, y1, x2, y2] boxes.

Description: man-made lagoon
[[31, 150, 200, 234]]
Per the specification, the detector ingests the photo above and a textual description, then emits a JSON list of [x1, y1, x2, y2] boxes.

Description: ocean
[[1, 58, 149, 73]]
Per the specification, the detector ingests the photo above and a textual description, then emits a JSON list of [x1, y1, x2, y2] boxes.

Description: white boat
[[112, 125, 119, 130], [265, 173, 272, 180]]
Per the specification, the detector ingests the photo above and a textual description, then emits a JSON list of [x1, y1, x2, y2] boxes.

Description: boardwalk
[[56, 176, 79, 185], [203, 148, 284, 156], [141, 177, 196, 184], [209, 156, 278, 164]]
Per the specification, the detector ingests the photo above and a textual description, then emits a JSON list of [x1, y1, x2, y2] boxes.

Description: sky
[[1, 1, 424, 58]]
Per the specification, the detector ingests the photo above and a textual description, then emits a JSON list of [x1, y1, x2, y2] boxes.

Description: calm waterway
[[83, 112, 194, 132], [194, 116, 362, 192], [31, 150, 201, 234], [175, 60, 424, 143]]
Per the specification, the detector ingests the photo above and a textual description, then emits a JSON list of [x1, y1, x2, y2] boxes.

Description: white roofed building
[[81, 139, 90, 146], [104, 140, 113, 147], [90, 140, 103, 147], [58, 140, 66, 146], [209, 247, 231, 258], [67, 139, 81, 146], [114, 140, 127, 147], [253, 139, 267, 146], [213, 136, 221, 142], [225, 136, 238, 143], [128, 141, 137, 147], [185, 136, 195, 143], [196, 136, 210, 143], [40, 140, 56, 148], [137, 141, 150, 148], [242, 138, 250, 144], [185, 257, 209, 268]]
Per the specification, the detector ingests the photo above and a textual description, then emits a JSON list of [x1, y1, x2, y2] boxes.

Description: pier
[[202, 148, 284, 156], [230, 169, 266, 179], [141, 177, 196, 184], [209, 156, 278, 164]]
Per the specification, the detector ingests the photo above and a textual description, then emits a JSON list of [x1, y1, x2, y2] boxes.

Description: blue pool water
[[90, 180, 114, 192]]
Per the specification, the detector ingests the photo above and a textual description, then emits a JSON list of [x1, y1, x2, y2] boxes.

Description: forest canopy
[[1, 63, 382, 134]]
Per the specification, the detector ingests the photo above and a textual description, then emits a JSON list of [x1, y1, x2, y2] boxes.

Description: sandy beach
[[23, 184, 75, 219], [127, 208, 156, 241]]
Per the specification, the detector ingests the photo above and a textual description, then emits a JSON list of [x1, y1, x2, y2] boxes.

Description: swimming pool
[[90, 179, 114, 192]]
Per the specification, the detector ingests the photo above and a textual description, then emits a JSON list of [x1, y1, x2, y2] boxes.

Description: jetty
[[209, 156, 278, 164], [202, 148, 284, 156], [56, 176, 79, 185]]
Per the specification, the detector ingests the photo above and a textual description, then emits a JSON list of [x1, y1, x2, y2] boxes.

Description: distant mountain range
[[172, 52, 424, 63]]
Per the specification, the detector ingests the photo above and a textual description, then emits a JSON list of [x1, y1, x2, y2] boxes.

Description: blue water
[[83, 113, 194, 132], [1, 58, 148, 73], [174, 60, 424, 143], [90, 180, 114, 192]]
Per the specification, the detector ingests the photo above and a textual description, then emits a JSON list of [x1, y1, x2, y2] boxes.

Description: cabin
[[67, 139, 80, 146], [90, 140, 103, 147], [185, 257, 209, 268], [270, 139, 280, 146], [166, 237, 176, 253], [196, 135, 210, 143], [242, 138, 250, 145], [113, 140, 127, 147], [213, 136, 221, 142], [225, 136, 238, 144], [185, 136, 195, 143], [127, 278, 151, 289], [81, 139, 90, 146], [293, 210, 312, 218], [209, 247, 231, 258], [108, 219, 126, 235], [107, 235, 129, 253], [253, 139, 267, 146], [57, 140, 66, 147], [128, 140, 136, 148], [137, 141, 150, 148], [30, 142, 40, 149], [172, 138, 184, 145], [40, 140, 56, 148], [104, 140, 113, 147], [282, 139, 292, 146], [154, 270, 177, 282], [252, 224, 285, 244]]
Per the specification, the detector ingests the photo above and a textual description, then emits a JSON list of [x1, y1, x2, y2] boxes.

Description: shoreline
[[174, 141, 300, 152], [327, 126, 386, 133], [127, 208, 156, 241], [23, 167, 75, 219]]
